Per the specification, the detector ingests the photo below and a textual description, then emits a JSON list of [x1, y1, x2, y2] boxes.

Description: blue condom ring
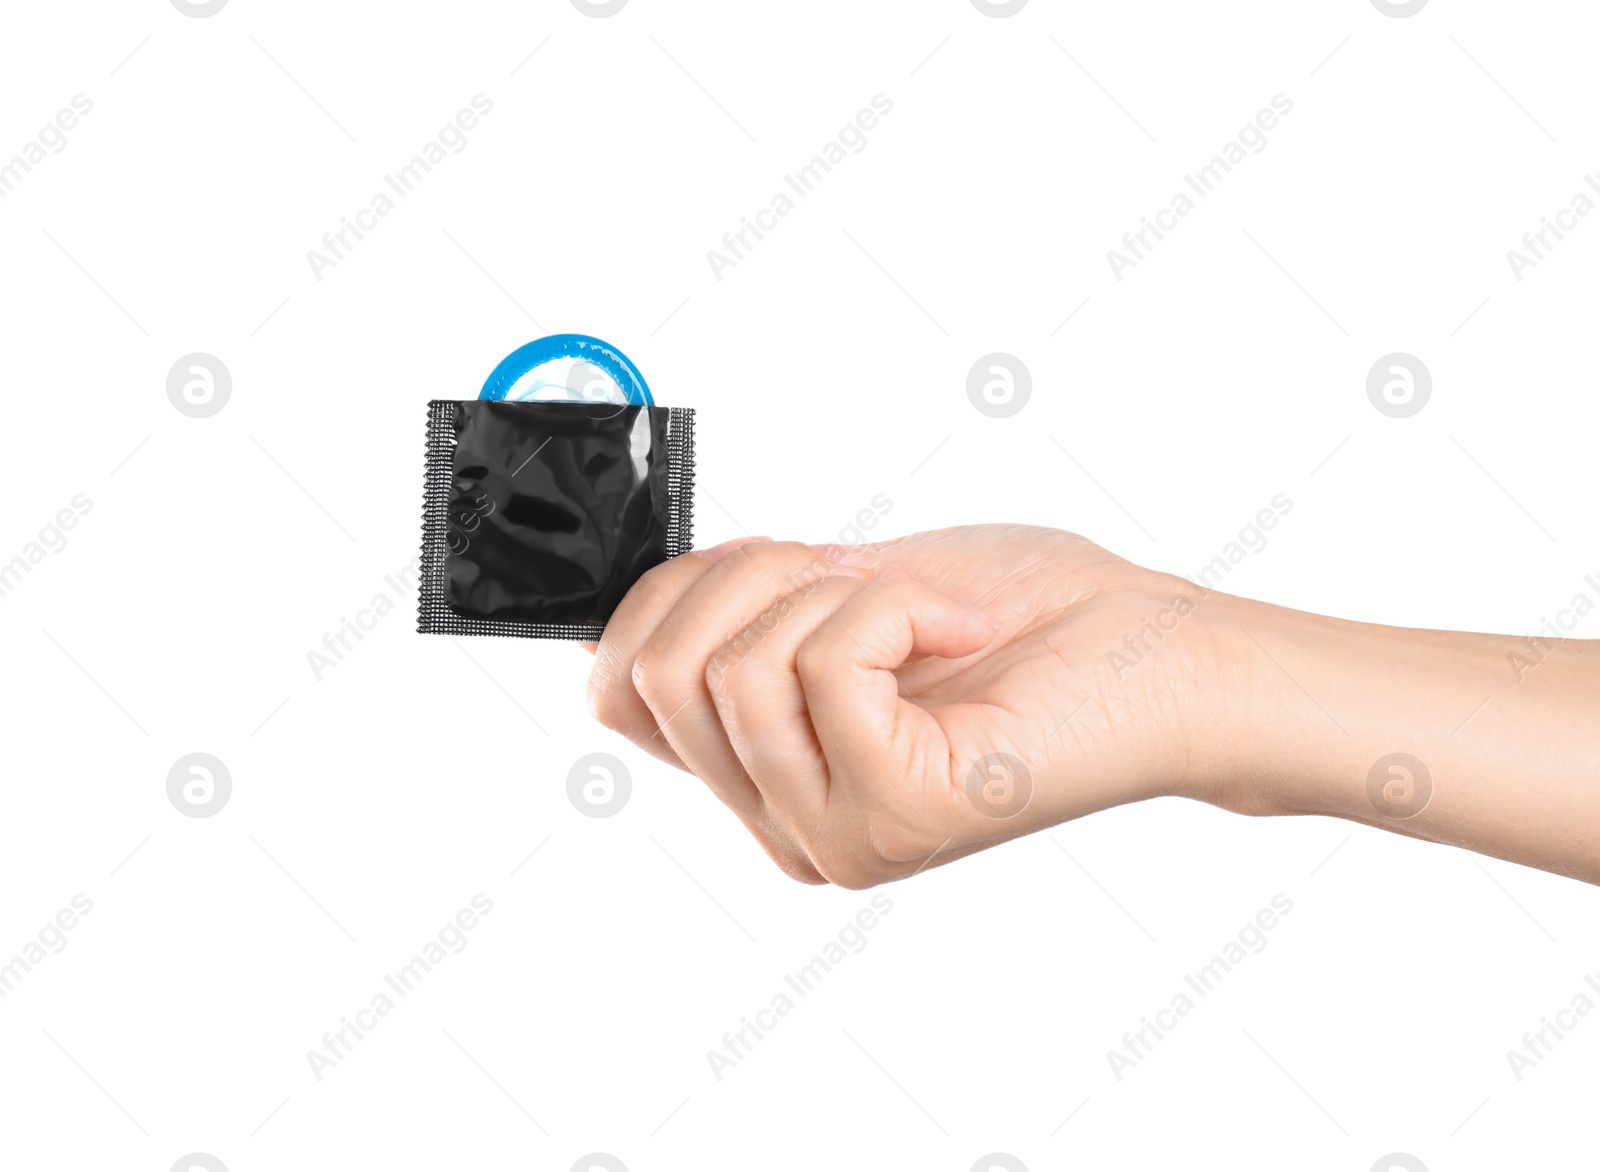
[[478, 333, 654, 407]]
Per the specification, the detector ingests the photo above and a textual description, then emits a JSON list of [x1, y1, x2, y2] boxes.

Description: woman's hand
[[585, 525, 1236, 886], [587, 524, 1600, 886]]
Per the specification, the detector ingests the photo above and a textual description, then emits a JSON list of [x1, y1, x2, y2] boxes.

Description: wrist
[[1181, 592, 1479, 819]]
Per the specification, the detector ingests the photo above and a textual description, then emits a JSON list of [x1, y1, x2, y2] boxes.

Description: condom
[[477, 333, 654, 407], [417, 338, 694, 640]]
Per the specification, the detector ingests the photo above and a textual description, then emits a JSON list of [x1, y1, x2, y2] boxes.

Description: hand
[[585, 525, 1233, 886]]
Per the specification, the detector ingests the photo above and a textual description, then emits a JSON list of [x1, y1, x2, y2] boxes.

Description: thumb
[[796, 578, 999, 786]]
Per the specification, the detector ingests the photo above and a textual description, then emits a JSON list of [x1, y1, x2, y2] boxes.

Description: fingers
[[587, 537, 774, 770], [797, 579, 1000, 796], [590, 536, 1002, 889], [630, 541, 870, 819], [712, 576, 1002, 888], [587, 553, 718, 769], [707, 574, 872, 827]]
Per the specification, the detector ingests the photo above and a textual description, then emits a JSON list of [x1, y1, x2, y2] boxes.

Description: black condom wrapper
[[418, 400, 696, 640]]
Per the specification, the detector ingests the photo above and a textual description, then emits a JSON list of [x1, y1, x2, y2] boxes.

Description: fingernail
[[700, 536, 770, 561], [815, 543, 878, 569]]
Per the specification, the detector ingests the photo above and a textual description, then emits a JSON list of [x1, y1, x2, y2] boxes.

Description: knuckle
[[707, 616, 779, 697], [632, 638, 695, 715], [629, 648, 663, 705], [704, 648, 738, 700]]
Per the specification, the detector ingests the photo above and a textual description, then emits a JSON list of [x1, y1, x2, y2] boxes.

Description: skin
[[585, 525, 1600, 888]]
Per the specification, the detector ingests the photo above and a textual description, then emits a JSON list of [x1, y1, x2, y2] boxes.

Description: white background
[[1, 1, 1597, 1169]]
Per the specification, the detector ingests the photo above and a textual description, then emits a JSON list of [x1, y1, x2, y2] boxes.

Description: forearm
[[1194, 593, 1600, 883]]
